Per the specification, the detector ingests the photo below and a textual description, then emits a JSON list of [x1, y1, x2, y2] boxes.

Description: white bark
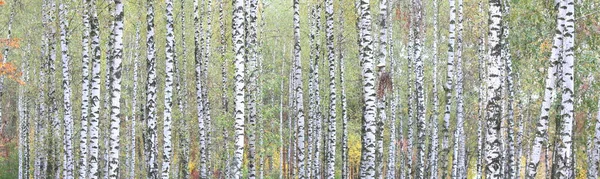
[[58, 2, 75, 178], [108, 0, 124, 178], [145, 0, 159, 177], [429, 0, 440, 177], [452, 0, 466, 177], [161, 0, 175, 177], [79, 0, 91, 178], [554, 0, 575, 177], [442, 0, 456, 177], [526, 1, 564, 178], [89, 0, 102, 177], [232, 0, 246, 177], [325, 0, 337, 178], [292, 0, 306, 177], [247, 0, 259, 177], [485, 0, 504, 177], [592, 99, 600, 179], [358, 0, 376, 177]]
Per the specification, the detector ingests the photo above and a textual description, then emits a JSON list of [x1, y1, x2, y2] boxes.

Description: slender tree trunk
[[161, 0, 176, 177], [176, 0, 189, 177], [88, 0, 102, 177], [231, 0, 246, 177], [386, 14, 398, 179], [247, 0, 258, 177], [442, 0, 456, 177], [107, 0, 124, 178], [59, 2, 75, 178], [18, 51, 30, 179], [554, 0, 575, 177], [324, 0, 337, 177], [375, 0, 388, 178], [339, 1, 349, 178], [526, 1, 564, 178], [476, 1, 486, 178], [452, 0, 466, 177], [358, 0, 376, 177], [484, 0, 504, 177], [79, 0, 91, 178], [592, 99, 600, 179], [46, 0, 61, 177], [292, 0, 306, 177], [131, 26, 140, 179], [410, 0, 426, 178], [103, 3, 116, 177], [501, 0, 517, 177], [429, 0, 440, 177], [193, 0, 208, 178], [202, 0, 214, 174], [311, 6, 323, 178], [280, 62, 285, 179], [307, 6, 318, 179], [145, 0, 159, 177], [406, 14, 415, 179]]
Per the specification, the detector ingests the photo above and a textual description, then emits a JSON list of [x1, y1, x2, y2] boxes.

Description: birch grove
[[1, 0, 597, 178]]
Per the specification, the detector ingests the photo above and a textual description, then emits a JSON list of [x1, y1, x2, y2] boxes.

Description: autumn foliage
[[0, 62, 25, 85]]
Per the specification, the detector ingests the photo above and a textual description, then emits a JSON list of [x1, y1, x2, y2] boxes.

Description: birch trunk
[[452, 0, 466, 177], [80, 0, 91, 178], [358, 0, 377, 177], [476, 1, 486, 178], [485, 0, 504, 177], [59, 2, 75, 178], [554, 0, 575, 177], [89, 0, 102, 177], [107, 0, 124, 178], [376, 0, 388, 178], [442, 0, 456, 177], [592, 99, 600, 179], [231, 0, 246, 177], [429, 0, 440, 177], [526, 1, 564, 177], [247, 0, 259, 177], [145, 0, 159, 177], [339, 1, 349, 177], [161, 0, 175, 177], [131, 26, 140, 179], [325, 0, 337, 177]]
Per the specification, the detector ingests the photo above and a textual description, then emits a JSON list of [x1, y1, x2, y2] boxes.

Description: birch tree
[[130, 25, 141, 179], [484, 0, 504, 177], [339, 1, 349, 178], [247, 0, 259, 177], [58, 1, 75, 178], [429, 0, 440, 177], [526, 1, 564, 177], [79, 0, 91, 178], [161, 0, 176, 177], [592, 99, 600, 179], [176, 0, 189, 177], [476, 1, 486, 178], [145, 0, 159, 177], [325, 0, 337, 177], [292, 0, 306, 177], [554, 0, 575, 177], [375, 0, 388, 178], [89, 0, 102, 177], [442, 0, 456, 177], [358, 0, 376, 177], [452, 0, 466, 177], [107, 0, 124, 178], [231, 0, 246, 177]]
